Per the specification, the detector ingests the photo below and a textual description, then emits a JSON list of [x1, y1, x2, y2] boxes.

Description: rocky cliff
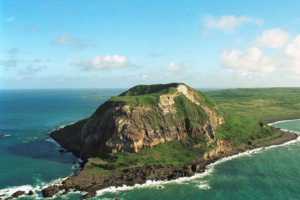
[[52, 83, 225, 158]]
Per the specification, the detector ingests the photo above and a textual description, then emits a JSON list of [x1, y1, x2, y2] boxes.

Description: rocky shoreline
[[40, 128, 298, 199]]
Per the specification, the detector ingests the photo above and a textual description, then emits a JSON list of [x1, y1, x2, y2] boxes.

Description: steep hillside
[[82, 83, 224, 157], [51, 83, 225, 158]]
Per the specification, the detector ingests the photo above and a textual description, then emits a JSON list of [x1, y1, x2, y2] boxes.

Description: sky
[[1, 0, 300, 89]]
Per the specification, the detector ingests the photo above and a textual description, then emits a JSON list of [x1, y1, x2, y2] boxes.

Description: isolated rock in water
[[11, 190, 25, 198], [28, 190, 34, 195], [42, 186, 60, 197], [0, 134, 5, 138]]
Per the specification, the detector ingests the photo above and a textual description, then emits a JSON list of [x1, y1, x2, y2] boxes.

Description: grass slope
[[86, 140, 212, 174], [206, 88, 300, 120]]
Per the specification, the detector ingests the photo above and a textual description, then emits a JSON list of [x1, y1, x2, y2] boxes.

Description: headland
[[35, 84, 300, 199]]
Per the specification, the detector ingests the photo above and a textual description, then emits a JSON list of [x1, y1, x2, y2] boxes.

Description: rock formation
[[51, 83, 225, 158]]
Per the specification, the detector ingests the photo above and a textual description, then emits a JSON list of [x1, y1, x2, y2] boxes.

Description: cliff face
[[77, 83, 225, 157]]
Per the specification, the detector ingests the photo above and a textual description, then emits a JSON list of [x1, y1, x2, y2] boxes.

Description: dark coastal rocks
[[42, 186, 60, 197], [3, 190, 26, 200], [82, 191, 96, 199], [28, 190, 34, 195], [60, 188, 70, 196], [11, 191, 25, 198], [192, 164, 200, 172], [90, 163, 129, 170], [58, 149, 65, 153]]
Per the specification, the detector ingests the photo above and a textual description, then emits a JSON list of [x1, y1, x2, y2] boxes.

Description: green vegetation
[[94, 83, 219, 116], [120, 83, 181, 96], [190, 88, 218, 111], [206, 88, 300, 120], [94, 83, 181, 115], [86, 140, 211, 174], [173, 95, 209, 125], [215, 114, 280, 146]]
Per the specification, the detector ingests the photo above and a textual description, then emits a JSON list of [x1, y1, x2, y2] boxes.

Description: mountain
[[51, 83, 225, 158]]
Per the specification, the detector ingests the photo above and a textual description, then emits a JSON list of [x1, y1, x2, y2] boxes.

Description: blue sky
[[1, 0, 300, 89]]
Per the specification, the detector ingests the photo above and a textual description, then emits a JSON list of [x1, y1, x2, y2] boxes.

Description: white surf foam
[[0, 175, 74, 199], [197, 181, 211, 190], [96, 167, 216, 196], [47, 122, 76, 135], [268, 118, 300, 126]]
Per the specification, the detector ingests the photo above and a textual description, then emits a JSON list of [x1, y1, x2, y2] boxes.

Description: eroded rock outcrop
[[59, 83, 224, 157]]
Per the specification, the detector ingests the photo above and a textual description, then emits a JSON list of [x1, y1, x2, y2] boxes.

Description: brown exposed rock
[[11, 191, 25, 198], [58, 84, 225, 157], [42, 186, 60, 198], [83, 191, 96, 199]]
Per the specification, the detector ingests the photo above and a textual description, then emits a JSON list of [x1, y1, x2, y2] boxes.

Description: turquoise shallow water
[[0, 89, 299, 200]]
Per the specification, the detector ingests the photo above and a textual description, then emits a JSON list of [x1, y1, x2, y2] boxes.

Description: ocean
[[0, 89, 299, 200]]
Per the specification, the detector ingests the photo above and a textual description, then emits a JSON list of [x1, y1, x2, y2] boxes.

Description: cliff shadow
[[6, 139, 78, 164]]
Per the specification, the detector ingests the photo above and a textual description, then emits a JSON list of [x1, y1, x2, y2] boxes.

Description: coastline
[[0, 124, 84, 200], [1, 119, 298, 200], [40, 119, 300, 199]]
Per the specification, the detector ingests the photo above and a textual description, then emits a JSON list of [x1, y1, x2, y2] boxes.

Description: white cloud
[[203, 15, 259, 34], [71, 55, 129, 70], [51, 33, 93, 49], [285, 35, 300, 59], [254, 19, 264, 25], [283, 35, 300, 73], [166, 62, 182, 71], [255, 28, 290, 48], [220, 47, 278, 72], [142, 75, 148, 80]]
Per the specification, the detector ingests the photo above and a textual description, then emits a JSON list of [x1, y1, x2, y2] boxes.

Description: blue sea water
[[0, 89, 299, 200]]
